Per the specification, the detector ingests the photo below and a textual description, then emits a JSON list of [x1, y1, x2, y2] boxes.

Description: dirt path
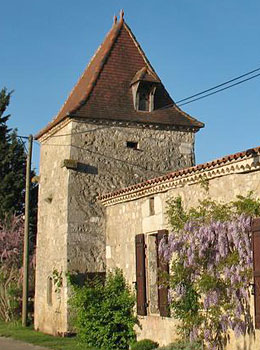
[[0, 337, 50, 350]]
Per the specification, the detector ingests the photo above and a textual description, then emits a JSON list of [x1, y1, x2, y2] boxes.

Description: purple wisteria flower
[[159, 212, 253, 349], [204, 328, 211, 341], [175, 284, 186, 297], [189, 327, 198, 342]]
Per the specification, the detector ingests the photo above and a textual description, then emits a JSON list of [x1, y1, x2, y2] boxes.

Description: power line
[[43, 125, 113, 138], [176, 66, 260, 104], [19, 65, 260, 142], [178, 71, 260, 107], [23, 125, 173, 144], [18, 136, 28, 153], [158, 65, 260, 110], [18, 135, 30, 140], [40, 142, 165, 176]]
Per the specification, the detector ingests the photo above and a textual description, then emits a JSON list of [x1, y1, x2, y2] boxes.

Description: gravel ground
[[0, 337, 50, 350]]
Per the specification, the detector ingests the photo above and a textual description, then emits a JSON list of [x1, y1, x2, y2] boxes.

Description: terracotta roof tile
[[35, 16, 203, 140], [99, 146, 260, 201], [131, 66, 161, 85]]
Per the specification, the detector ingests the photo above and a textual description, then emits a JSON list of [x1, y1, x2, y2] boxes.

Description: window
[[138, 86, 150, 111], [47, 276, 53, 306], [136, 83, 156, 112], [149, 197, 155, 216], [126, 141, 138, 150], [135, 230, 170, 317], [130, 67, 159, 112]]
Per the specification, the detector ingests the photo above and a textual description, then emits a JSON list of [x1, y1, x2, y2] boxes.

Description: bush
[[0, 269, 21, 321], [0, 214, 34, 322], [131, 339, 159, 350], [159, 341, 202, 350], [69, 268, 138, 350]]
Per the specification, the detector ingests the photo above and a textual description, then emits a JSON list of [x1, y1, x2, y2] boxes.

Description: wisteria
[[0, 214, 24, 267], [159, 213, 254, 350], [0, 214, 35, 322], [0, 215, 25, 321]]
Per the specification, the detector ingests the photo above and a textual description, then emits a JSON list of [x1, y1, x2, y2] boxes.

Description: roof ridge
[[123, 22, 177, 107], [58, 20, 124, 115], [70, 19, 125, 115], [123, 22, 159, 79], [35, 19, 124, 139]]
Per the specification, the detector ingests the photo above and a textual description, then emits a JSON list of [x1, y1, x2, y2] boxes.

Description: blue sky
[[1, 0, 260, 173]]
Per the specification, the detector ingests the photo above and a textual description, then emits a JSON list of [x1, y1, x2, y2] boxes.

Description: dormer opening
[[131, 67, 160, 113], [132, 82, 157, 112], [137, 83, 156, 112], [138, 86, 150, 111]]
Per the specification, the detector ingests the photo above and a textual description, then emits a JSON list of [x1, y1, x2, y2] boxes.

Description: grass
[[0, 320, 97, 350]]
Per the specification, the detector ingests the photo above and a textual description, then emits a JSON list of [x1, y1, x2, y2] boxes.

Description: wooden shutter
[[252, 218, 260, 329], [157, 229, 170, 317], [135, 234, 147, 316]]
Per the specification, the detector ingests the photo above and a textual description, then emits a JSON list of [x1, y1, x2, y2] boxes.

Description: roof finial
[[119, 9, 124, 21], [113, 15, 117, 24]]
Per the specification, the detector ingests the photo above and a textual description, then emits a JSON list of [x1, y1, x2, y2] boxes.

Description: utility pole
[[22, 134, 33, 327]]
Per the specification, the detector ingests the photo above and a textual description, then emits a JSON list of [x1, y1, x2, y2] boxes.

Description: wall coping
[[99, 146, 260, 207]]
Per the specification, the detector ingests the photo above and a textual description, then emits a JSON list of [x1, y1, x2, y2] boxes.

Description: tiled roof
[[99, 146, 260, 202], [35, 13, 204, 140], [130, 66, 161, 85]]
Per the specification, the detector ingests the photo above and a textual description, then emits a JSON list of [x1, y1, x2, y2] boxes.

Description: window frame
[[135, 230, 170, 317]]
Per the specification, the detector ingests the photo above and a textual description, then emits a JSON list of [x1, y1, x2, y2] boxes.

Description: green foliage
[[167, 192, 260, 231], [158, 341, 202, 350], [0, 270, 21, 322], [232, 191, 260, 216], [131, 339, 159, 350], [0, 88, 25, 219], [52, 269, 63, 293], [166, 196, 188, 231], [0, 214, 25, 322], [0, 320, 97, 349], [0, 87, 38, 239], [199, 177, 209, 193], [69, 268, 138, 350]]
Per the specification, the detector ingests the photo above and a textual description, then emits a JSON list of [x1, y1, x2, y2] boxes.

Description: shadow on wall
[[68, 271, 106, 287]]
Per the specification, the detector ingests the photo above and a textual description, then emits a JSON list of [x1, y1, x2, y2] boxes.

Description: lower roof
[[99, 146, 260, 206]]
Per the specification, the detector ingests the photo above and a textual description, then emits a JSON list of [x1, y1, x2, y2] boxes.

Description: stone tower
[[34, 12, 203, 335]]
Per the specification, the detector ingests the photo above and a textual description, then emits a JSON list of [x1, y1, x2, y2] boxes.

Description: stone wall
[[66, 120, 195, 274], [104, 155, 260, 348], [35, 121, 72, 335], [35, 119, 195, 335]]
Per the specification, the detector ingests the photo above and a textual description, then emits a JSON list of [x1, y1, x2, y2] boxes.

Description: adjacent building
[[100, 146, 260, 349]]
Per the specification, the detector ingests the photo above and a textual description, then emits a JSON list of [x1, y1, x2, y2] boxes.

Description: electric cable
[[178, 71, 260, 107], [176, 66, 260, 104]]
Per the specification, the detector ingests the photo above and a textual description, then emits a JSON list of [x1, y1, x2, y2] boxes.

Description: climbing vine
[[159, 192, 260, 350], [52, 269, 63, 294]]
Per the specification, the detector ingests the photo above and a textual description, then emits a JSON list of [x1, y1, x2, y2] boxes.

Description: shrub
[[159, 341, 202, 350], [0, 215, 23, 322], [69, 268, 138, 350], [0, 269, 21, 321], [131, 339, 159, 350], [0, 214, 35, 322]]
